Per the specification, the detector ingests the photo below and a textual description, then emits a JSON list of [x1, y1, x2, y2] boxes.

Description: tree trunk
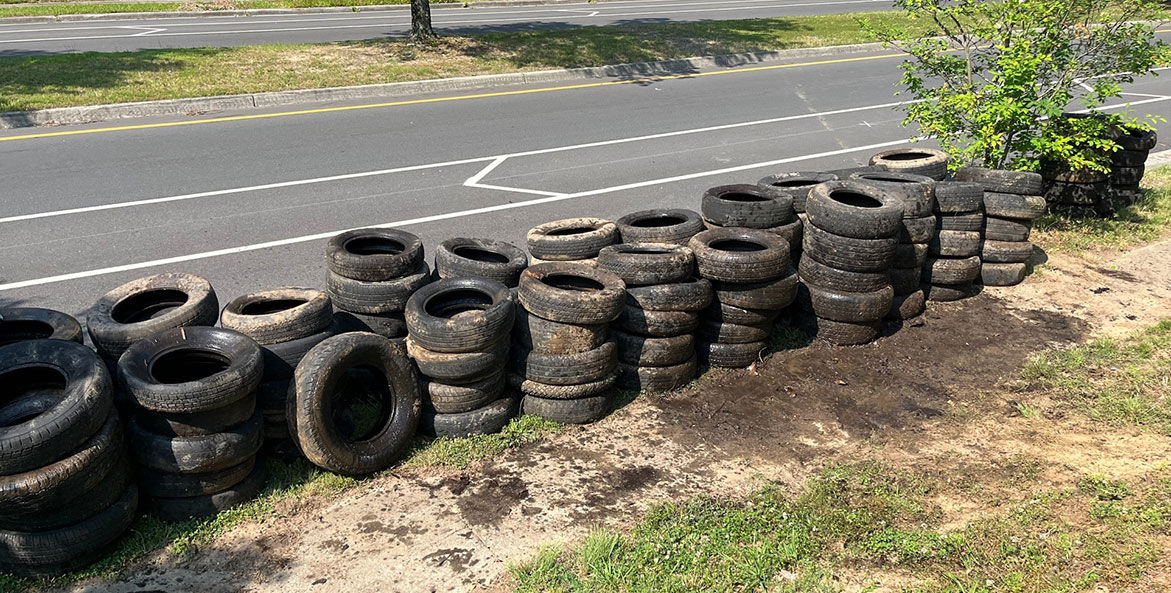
[[409, 0, 437, 42]]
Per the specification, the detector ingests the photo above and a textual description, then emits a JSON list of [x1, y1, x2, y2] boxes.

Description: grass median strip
[[0, 13, 930, 112]]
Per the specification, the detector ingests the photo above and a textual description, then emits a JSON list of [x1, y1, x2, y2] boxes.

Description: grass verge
[[0, 13, 932, 112], [1032, 165, 1171, 254]]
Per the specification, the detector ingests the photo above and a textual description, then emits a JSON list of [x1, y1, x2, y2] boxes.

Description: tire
[[616, 356, 696, 392], [511, 341, 617, 386], [922, 256, 981, 285], [420, 396, 519, 438], [406, 336, 509, 383], [798, 256, 889, 293], [128, 411, 262, 474], [435, 238, 528, 287], [937, 213, 984, 232], [424, 370, 505, 414], [804, 284, 893, 323], [981, 240, 1034, 264], [806, 181, 903, 240], [597, 243, 694, 287], [290, 333, 420, 475], [512, 307, 607, 354], [954, 167, 1043, 195], [924, 282, 980, 302], [702, 184, 792, 228], [811, 317, 880, 346], [868, 148, 949, 180], [689, 228, 790, 283], [527, 218, 617, 260], [334, 310, 407, 339], [326, 228, 424, 282], [522, 394, 610, 424], [261, 321, 341, 380], [983, 193, 1047, 220], [87, 273, 218, 362], [701, 300, 779, 326], [711, 269, 799, 310], [1111, 149, 1147, 167], [849, 171, 936, 218], [929, 230, 982, 257], [219, 288, 332, 345], [824, 165, 888, 179], [757, 172, 838, 213], [889, 267, 922, 295], [8, 455, 130, 533], [404, 277, 514, 354], [900, 215, 938, 242], [527, 256, 598, 268], [1116, 126, 1157, 151], [1109, 166, 1144, 187], [146, 460, 266, 522], [892, 243, 928, 269], [138, 456, 256, 498], [0, 308, 83, 347], [624, 277, 713, 312], [983, 217, 1032, 242], [256, 379, 289, 412], [119, 326, 263, 414], [802, 223, 897, 273], [1045, 181, 1108, 206], [695, 318, 772, 344], [0, 340, 112, 476], [327, 262, 431, 314], [1039, 161, 1109, 184], [135, 392, 256, 437], [616, 304, 699, 337], [615, 209, 705, 245], [887, 289, 926, 320], [980, 262, 1028, 287], [695, 340, 765, 369], [612, 330, 693, 367], [518, 263, 626, 324], [515, 372, 618, 400], [767, 218, 803, 254], [934, 181, 984, 214], [0, 483, 138, 578]]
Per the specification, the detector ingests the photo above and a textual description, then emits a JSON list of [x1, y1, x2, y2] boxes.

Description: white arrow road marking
[[126, 27, 168, 37]]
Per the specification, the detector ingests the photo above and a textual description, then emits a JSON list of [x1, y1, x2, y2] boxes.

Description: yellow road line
[[0, 52, 902, 143]]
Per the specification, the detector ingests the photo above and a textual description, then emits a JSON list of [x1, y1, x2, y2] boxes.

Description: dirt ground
[[62, 239, 1171, 593]]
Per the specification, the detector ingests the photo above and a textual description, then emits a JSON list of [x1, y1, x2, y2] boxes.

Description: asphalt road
[[1, 47, 1168, 321], [0, 0, 895, 55]]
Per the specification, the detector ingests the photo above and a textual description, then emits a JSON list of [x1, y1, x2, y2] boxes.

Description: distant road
[[0, 0, 896, 55]]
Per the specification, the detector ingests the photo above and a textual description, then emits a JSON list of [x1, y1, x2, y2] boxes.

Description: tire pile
[[327, 229, 429, 339], [755, 172, 838, 266], [1041, 116, 1157, 216], [701, 184, 803, 256], [953, 167, 1048, 287], [1106, 127, 1157, 208], [526, 218, 617, 267]]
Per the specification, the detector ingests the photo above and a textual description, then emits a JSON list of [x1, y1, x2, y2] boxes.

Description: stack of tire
[[756, 172, 839, 267], [868, 148, 950, 180], [955, 167, 1047, 288], [219, 288, 337, 456], [690, 227, 795, 366], [1108, 126, 1157, 208], [526, 218, 617, 267], [120, 327, 265, 521], [703, 184, 803, 262], [404, 278, 517, 438], [327, 228, 430, 340], [1040, 157, 1110, 215], [615, 209, 705, 246], [434, 237, 529, 289], [849, 171, 936, 321], [920, 180, 986, 301], [0, 339, 137, 577], [798, 180, 900, 345], [513, 263, 626, 423], [597, 243, 705, 392]]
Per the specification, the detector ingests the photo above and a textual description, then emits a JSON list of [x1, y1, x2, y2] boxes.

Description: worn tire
[[702, 185, 791, 228], [87, 273, 218, 362], [511, 341, 617, 386], [811, 317, 880, 346], [261, 321, 341, 380], [806, 181, 902, 240], [138, 456, 256, 498], [983, 193, 1047, 221], [512, 307, 607, 354], [1111, 149, 1147, 167], [326, 228, 424, 282], [922, 256, 981, 285], [420, 395, 518, 438], [404, 277, 514, 354], [804, 284, 892, 324], [695, 318, 771, 344], [766, 218, 803, 254], [892, 243, 928, 269], [424, 370, 505, 414], [597, 243, 694, 286], [435, 238, 528, 287], [924, 282, 980, 302], [407, 336, 508, 383], [146, 460, 266, 522], [522, 394, 610, 424], [515, 372, 617, 400], [327, 262, 431, 314], [119, 326, 262, 414], [798, 256, 889, 293], [701, 300, 778, 326], [1116, 126, 1157, 151], [1109, 166, 1144, 187], [849, 171, 936, 218], [616, 356, 696, 392], [136, 392, 256, 438], [1045, 181, 1108, 206], [937, 213, 984, 232], [711, 271, 798, 311], [889, 266, 923, 295], [929, 230, 981, 257], [0, 308, 82, 347], [334, 310, 407, 339], [868, 148, 949, 180], [612, 330, 693, 367], [624, 277, 713, 312], [757, 172, 838, 213], [887, 289, 926, 320], [128, 411, 262, 474], [982, 240, 1034, 264], [615, 209, 705, 245], [954, 167, 1043, 195], [934, 181, 984, 214], [980, 262, 1028, 287], [616, 304, 699, 337], [518, 263, 626, 324], [695, 340, 765, 369], [689, 228, 790, 283], [527, 218, 617, 260], [802, 224, 896, 273], [1039, 161, 1109, 184], [219, 288, 332, 345], [900, 215, 938, 242], [983, 217, 1032, 242]]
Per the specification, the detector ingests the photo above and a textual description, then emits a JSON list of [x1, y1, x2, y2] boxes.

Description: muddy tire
[[404, 278, 514, 354], [146, 460, 266, 522], [802, 224, 897, 273], [689, 228, 790, 283], [119, 327, 263, 414], [899, 215, 938, 243], [87, 273, 218, 362], [983, 217, 1032, 242], [624, 277, 713, 312], [811, 317, 880, 346], [515, 372, 617, 400], [0, 308, 82, 347], [616, 357, 696, 392], [527, 218, 617, 260], [868, 148, 949, 180], [806, 181, 902, 239], [1109, 166, 1144, 187], [922, 256, 981, 285], [1039, 162, 1109, 184], [889, 267, 922, 295], [136, 392, 256, 438], [522, 393, 610, 424], [219, 288, 332, 345], [892, 243, 928, 269], [424, 370, 505, 414], [435, 238, 528, 287], [597, 244, 694, 286], [407, 336, 508, 383], [700, 300, 779, 326], [804, 284, 892, 324], [757, 171, 838, 213], [711, 270, 798, 310], [929, 230, 981, 257], [849, 171, 936, 218], [138, 456, 256, 498], [937, 213, 984, 232], [327, 262, 431, 314], [798, 257, 889, 293], [924, 282, 980, 302], [616, 305, 699, 337], [695, 318, 771, 344], [612, 330, 693, 367], [980, 262, 1028, 287], [334, 310, 407, 339], [518, 263, 626, 324], [766, 218, 803, 253], [1045, 181, 1108, 206], [1116, 126, 1157, 151], [128, 411, 261, 474], [695, 340, 765, 368], [261, 321, 341, 380], [1111, 149, 1147, 167], [615, 209, 705, 245], [326, 228, 424, 282], [512, 307, 607, 355], [887, 289, 926, 320], [981, 240, 1034, 264], [420, 396, 518, 438], [954, 167, 1043, 195], [933, 181, 984, 214], [983, 193, 1047, 220], [702, 184, 792, 228], [511, 341, 617, 386]]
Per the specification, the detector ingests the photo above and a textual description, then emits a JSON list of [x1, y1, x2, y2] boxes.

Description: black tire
[[138, 456, 256, 498], [980, 262, 1028, 287], [937, 213, 984, 232], [804, 284, 892, 323], [900, 215, 938, 243], [849, 171, 936, 218], [798, 256, 889, 293], [87, 272, 218, 362], [924, 282, 980, 302], [802, 223, 897, 273], [1039, 161, 1109, 184], [702, 185, 791, 228], [1045, 181, 1108, 206], [615, 209, 705, 245], [922, 256, 981, 285], [512, 307, 607, 354], [261, 320, 341, 381], [404, 277, 514, 354], [954, 167, 1043, 195], [290, 333, 420, 475], [325, 228, 424, 282], [711, 269, 798, 310], [527, 218, 617, 260], [696, 318, 771, 344], [624, 277, 713, 312], [806, 180, 903, 240], [824, 165, 889, 179], [868, 148, 949, 180], [435, 238, 528, 287], [766, 218, 803, 255], [892, 243, 928, 269], [887, 289, 926, 320], [695, 340, 765, 369], [933, 181, 984, 214], [146, 460, 266, 522], [700, 300, 778, 326], [119, 326, 263, 414], [1111, 149, 1147, 167], [424, 370, 505, 414], [689, 228, 790, 283], [597, 243, 694, 287], [889, 267, 922, 295], [136, 392, 256, 437], [616, 356, 696, 392], [515, 373, 617, 399], [616, 304, 699, 337], [612, 330, 693, 367], [7, 454, 130, 533], [1109, 166, 1144, 187], [982, 240, 1034, 264], [511, 341, 617, 386], [810, 317, 880, 346], [929, 230, 982, 257], [0, 340, 112, 476], [518, 263, 626, 325], [327, 262, 431, 314], [983, 193, 1047, 220], [219, 288, 332, 346], [407, 336, 509, 383], [334, 310, 407, 339], [128, 411, 262, 474], [0, 483, 138, 578], [983, 217, 1032, 242], [522, 394, 610, 424], [420, 396, 518, 438], [757, 172, 838, 213], [0, 308, 83, 347], [1116, 126, 1157, 151]]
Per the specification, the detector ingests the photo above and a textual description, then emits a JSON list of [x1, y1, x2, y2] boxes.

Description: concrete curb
[[1146, 149, 1171, 168], [0, 42, 889, 130]]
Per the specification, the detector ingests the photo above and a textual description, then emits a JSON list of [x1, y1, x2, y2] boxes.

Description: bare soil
[[60, 240, 1171, 593]]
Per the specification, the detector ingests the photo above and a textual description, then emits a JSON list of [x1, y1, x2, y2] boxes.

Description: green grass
[[1033, 166, 1171, 254], [403, 414, 561, 470], [0, 13, 932, 112]]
